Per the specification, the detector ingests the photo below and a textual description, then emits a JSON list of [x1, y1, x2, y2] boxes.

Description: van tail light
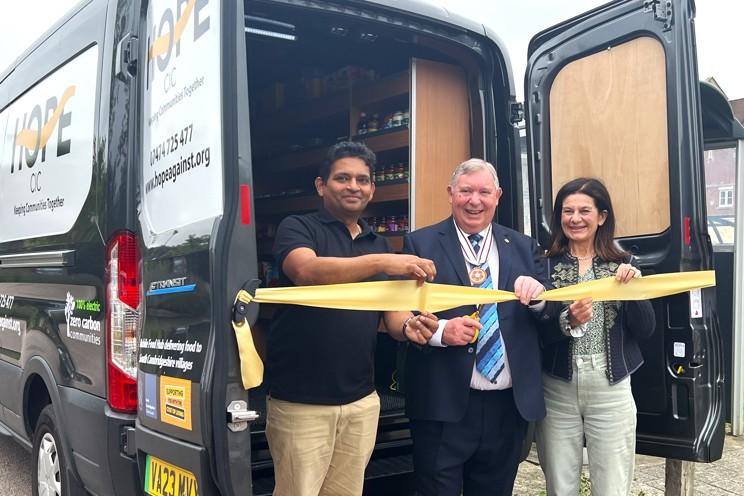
[[105, 231, 141, 413]]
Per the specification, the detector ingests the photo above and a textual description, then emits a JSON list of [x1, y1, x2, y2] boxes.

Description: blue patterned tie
[[468, 234, 504, 382], [468, 233, 482, 254]]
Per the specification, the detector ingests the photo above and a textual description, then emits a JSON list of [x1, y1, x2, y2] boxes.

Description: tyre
[[32, 405, 67, 496]]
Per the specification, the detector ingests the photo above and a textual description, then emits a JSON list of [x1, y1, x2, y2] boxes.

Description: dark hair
[[318, 141, 376, 182], [546, 177, 628, 263]]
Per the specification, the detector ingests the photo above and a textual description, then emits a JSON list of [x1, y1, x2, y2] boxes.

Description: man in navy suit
[[402, 158, 556, 496]]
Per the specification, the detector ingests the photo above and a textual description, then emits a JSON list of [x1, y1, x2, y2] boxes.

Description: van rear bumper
[[136, 421, 221, 495], [58, 387, 139, 496]]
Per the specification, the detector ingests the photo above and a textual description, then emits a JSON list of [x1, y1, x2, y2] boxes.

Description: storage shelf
[[256, 182, 408, 216], [353, 127, 409, 153], [255, 71, 408, 134], [256, 146, 327, 172], [258, 92, 348, 134], [353, 71, 408, 107], [255, 127, 409, 172]]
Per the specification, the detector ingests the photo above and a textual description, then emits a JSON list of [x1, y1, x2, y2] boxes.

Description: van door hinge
[[644, 0, 673, 31], [116, 33, 138, 80], [510, 102, 524, 124], [227, 400, 259, 432]]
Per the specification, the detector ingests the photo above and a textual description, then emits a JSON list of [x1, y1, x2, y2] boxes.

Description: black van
[[0, 0, 728, 494]]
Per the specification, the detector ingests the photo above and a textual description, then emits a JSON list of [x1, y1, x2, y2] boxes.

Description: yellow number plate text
[[144, 454, 198, 496]]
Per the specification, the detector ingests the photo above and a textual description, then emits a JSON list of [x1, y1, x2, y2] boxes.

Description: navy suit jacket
[[403, 217, 557, 423]]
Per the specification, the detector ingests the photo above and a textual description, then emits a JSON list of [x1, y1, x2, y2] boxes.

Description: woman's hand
[[568, 297, 593, 327], [615, 263, 641, 284]]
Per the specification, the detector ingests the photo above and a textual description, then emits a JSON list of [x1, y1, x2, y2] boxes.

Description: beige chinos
[[266, 391, 380, 496]]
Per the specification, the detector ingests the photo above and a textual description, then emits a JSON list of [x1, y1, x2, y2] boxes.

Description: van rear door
[[136, 0, 257, 494], [525, 0, 725, 461]]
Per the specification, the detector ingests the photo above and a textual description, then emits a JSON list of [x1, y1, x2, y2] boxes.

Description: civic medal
[[469, 267, 487, 285]]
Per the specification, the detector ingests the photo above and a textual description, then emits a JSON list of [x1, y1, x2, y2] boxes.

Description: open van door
[[525, 0, 725, 462], [136, 0, 257, 494]]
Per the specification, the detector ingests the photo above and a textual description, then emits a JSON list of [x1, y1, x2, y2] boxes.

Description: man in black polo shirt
[[267, 141, 437, 496]]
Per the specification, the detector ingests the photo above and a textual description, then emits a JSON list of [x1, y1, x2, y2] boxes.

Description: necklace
[[455, 224, 493, 285], [572, 252, 594, 261]]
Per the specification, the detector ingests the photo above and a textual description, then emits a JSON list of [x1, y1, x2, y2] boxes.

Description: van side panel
[[0, 0, 142, 495]]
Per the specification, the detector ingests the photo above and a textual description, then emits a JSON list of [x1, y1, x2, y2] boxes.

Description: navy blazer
[[403, 217, 557, 423]]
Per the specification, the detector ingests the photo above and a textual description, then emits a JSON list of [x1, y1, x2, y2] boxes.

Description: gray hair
[[450, 158, 500, 188]]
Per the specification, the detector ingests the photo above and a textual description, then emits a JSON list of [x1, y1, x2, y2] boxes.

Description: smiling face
[[314, 157, 375, 218], [560, 192, 607, 247], [448, 169, 502, 234]]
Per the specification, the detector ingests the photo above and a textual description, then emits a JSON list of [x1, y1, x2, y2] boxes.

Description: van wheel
[[32, 405, 66, 496]]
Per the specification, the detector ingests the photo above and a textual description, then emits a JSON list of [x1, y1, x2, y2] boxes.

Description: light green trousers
[[536, 353, 637, 496]]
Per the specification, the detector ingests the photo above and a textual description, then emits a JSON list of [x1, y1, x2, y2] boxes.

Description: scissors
[[465, 309, 480, 344]]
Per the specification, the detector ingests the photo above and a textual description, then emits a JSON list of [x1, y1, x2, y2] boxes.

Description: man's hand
[[568, 297, 593, 327], [513, 276, 546, 305], [403, 312, 439, 345], [442, 317, 482, 346], [380, 254, 436, 284]]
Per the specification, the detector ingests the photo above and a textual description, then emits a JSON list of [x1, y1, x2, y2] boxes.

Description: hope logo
[[147, 0, 211, 92], [10, 85, 76, 178]]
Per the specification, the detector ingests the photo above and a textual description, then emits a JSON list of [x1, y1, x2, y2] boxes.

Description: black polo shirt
[[267, 209, 392, 405]]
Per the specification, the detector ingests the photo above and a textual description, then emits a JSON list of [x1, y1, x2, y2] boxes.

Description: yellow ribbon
[[232, 270, 715, 389]]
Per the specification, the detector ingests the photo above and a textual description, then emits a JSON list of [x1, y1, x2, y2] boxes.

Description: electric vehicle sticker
[[63, 291, 102, 346], [142, 0, 224, 234], [0, 46, 98, 242]]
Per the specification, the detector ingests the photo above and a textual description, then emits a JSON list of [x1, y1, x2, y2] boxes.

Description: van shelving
[[256, 181, 408, 216], [252, 126, 409, 175], [254, 70, 408, 135]]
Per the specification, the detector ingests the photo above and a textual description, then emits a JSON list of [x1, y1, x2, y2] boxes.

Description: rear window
[[140, 0, 224, 236], [548, 36, 670, 238]]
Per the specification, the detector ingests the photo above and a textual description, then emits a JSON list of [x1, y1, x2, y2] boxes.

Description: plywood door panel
[[549, 36, 670, 238], [412, 59, 471, 229]]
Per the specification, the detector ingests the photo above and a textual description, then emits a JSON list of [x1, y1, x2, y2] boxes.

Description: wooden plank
[[412, 59, 471, 230], [355, 128, 409, 153], [549, 36, 670, 238], [665, 459, 695, 496]]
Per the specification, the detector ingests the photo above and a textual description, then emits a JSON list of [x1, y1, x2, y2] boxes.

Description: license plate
[[144, 454, 199, 496]]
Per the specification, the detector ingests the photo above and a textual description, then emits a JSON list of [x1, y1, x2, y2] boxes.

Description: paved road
[[514, 433, 744, 495], [0, 434, 32, 496]]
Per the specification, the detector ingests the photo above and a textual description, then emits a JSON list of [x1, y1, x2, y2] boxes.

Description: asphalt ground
[[0, 434, 32, 496], [2, 429, 742, 495], [514, 432, 744, 496]]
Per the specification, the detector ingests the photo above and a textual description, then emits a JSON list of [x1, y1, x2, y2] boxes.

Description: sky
[[1, 0, 742, 101]]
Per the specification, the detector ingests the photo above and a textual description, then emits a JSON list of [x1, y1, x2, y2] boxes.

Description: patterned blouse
[[571, 267, 606, 356]]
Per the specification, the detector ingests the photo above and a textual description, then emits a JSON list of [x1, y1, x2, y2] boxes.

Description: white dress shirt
[[428, 224, 513, 390]]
